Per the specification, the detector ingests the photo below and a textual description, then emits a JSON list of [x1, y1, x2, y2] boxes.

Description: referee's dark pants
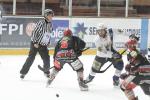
[[20, 42, 50, 75]]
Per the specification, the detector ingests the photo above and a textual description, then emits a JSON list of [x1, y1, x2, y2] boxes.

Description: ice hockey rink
[[0, 55, 149, 100]]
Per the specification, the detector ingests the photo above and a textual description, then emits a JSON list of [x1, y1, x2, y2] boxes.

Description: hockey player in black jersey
[[46, 28, 88, 91], [120, 38, 150, 100]]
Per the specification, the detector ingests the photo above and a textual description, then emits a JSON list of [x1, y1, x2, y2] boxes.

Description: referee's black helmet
[[44, 9, 54, 17]]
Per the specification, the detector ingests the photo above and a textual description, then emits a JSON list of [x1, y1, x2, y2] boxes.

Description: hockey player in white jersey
[[84, 23, 124, 86]]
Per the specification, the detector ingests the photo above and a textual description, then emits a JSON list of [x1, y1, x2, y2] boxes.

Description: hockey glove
[[120, 73, 128, 79], [76, 50, 82, 57], [112, 52, 122, 59], [125, 64, 139, 75], [125, 64, 132, 72], [34, 43, 39, 48]]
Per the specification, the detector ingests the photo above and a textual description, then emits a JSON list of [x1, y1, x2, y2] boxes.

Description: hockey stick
[[38, 47, 90, 72], [97, 49, 127, 73], [38, 65, 54, 72], [81, 47, 90, 52]]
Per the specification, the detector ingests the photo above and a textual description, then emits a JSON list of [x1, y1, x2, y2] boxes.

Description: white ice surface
[[0, 55, 149, 100]]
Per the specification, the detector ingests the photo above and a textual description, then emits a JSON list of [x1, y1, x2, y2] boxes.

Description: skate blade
[[80, 87, 89, 91]]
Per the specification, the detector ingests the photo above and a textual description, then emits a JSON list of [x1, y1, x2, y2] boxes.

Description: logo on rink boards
[[0, 17, 69, 48], [0, 23, 23, 35]]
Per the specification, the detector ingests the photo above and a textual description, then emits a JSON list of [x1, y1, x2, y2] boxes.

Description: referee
[[20, 9, 54, 79]]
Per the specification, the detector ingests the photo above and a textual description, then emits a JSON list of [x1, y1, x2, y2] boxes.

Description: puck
[[56, 94, 59, 97]]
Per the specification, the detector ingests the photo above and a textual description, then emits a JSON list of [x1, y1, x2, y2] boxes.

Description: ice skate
[[113, 79, 120, 87], [113, 75, 120, 86], [79, 80, 88, 91], [46, 75, 55, 87], [46, 78, 53, 87], [84, 74, 95, 84], [20, 74, 25, 79]]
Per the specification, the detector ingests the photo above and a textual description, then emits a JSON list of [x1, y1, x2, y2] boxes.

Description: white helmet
[[96, 23, 107, 37], [97, 23, 107, 30]]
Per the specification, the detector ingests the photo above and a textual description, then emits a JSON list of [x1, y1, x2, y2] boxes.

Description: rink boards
[[0, 48, 127, 55], [0, 48, 96, 55], [0, 16, 150, 55]]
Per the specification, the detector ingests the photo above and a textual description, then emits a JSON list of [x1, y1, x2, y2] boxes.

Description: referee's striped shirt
[[31, 19, 53, 46]]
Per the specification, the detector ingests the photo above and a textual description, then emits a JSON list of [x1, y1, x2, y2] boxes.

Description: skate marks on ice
[[0, 55, 149, 100]]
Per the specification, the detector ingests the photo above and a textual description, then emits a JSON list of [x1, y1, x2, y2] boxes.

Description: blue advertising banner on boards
[[50, 20, 69, 47], [0, 17, 69, 48], [0, 16, 149, 54], [140, 18, 149, 54]]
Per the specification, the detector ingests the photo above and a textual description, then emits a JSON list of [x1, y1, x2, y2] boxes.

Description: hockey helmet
[[97, 23, 107, 37], [64, 28, 72, 36], [129, 34, 140, 41], [97, 23, 107, 30], [44, 9, 54, 18]]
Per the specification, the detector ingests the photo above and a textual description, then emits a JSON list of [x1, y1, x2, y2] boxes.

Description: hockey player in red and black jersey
[[120, 35, 150, 100], [46, 28, 88, 91]]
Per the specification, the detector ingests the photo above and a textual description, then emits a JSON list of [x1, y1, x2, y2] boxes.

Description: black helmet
[[129, 34, 140, 41], [44, 9, 54, 17]]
